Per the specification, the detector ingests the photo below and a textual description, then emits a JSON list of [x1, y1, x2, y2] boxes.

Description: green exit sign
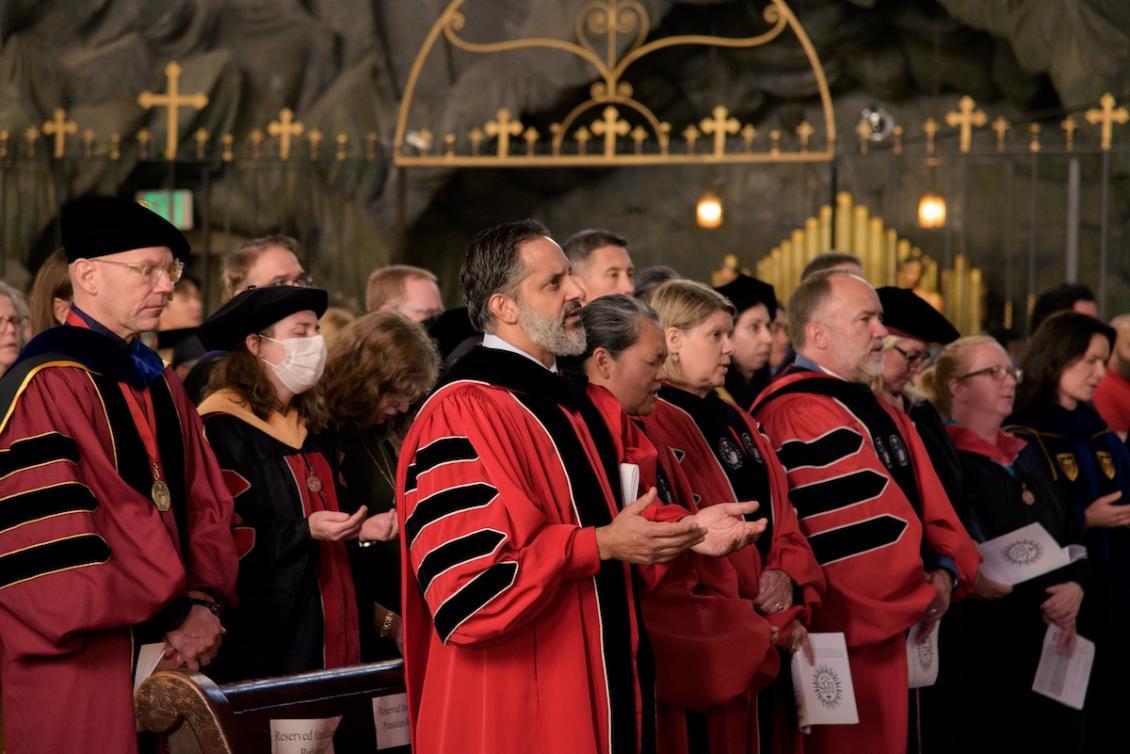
[[135, 190, 194, 230]]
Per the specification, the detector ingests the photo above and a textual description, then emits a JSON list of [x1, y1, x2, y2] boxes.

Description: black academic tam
[[198, 286, 329, 351], [877, 286, 960, 344], [61, 195, 191, 262]]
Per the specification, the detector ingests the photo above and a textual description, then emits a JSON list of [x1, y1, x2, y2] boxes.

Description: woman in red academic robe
[[640, 280, 826, 754], [579, 294, 815, 754]]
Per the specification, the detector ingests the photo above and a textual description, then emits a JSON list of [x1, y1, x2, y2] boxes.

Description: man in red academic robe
[[397, 221, 765, 754], [0, 197, 238, 754], [750, 271, 979, 754]]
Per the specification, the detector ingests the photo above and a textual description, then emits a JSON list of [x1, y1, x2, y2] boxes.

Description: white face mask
[[260, 334, 327, 395]]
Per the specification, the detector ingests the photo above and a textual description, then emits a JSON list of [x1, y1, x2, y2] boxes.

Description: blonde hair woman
[[639, 279, 824, 754]]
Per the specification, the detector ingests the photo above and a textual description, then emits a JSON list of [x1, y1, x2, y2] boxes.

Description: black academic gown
[[200, 394, 361, 683], [940, 426, 1087, 754]]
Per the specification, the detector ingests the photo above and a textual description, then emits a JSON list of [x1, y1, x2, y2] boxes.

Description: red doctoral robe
[[587, 384, 779, 754], [0, 324, 238, 754], [639, 384, 825, 754], [396, 347, 654, 754], [751, 368, 979, 754]]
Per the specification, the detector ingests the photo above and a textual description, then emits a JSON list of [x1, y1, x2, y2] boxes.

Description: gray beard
[[517, 299, 586, 356]]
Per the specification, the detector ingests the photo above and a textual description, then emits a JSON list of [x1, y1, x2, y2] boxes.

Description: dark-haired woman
[[1006, 310, 1130, 749], [323, 312, 440, 660], [580, 294, 781, 754], [640, 280, 825, 754], [713, 275, 776, 411], [195, 286, 395, 681]]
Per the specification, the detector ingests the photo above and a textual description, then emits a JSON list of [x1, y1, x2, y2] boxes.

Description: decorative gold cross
[[41, 108, 77, 158], [308, 128, 324, 159], [1061, 116, 1078, 152], [945, 96, 986, 153], [137, 61, 209, 159], [796, 121, 814, 152], [485, 108, 523, 157], [991, 116, 1009, 152], [1085, 93, 1128, 151], [523, 127, 539, 156], [699, 106, 739, 157], [267, 108, 304, 160], [923, 118, 939, 154], [194, 129, 208, 160], [657, 122, 671, 155], [591, 106, 629, 157]]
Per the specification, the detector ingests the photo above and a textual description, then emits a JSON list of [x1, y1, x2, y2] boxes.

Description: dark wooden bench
[[136, 660, 410, 754]]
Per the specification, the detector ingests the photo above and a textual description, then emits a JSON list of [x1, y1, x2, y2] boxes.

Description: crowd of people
[[0, 196, 1127, 754]]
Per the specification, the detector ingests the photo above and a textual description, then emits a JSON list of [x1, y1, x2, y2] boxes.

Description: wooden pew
[[137, 660, 410, 754]]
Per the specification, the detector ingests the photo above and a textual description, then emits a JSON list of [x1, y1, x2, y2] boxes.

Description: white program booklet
[[977, 522, 1086, 585], [791, 632, 859, 729], [619, 463, 640, 504], [906, 622, 940, 689], [1032, 625, 1095, 710], [133, 642, 168, 696], [270, 716, 341, 754]]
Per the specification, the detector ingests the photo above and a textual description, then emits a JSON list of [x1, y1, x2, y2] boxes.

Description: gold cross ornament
[[575, 125, 592, 154], [484, 108, 523, 158], [630, 125, 647, 155], [267, 108, 304, 160], [699, 106, 739, 157], [591, 106, 629, 157], [683, 124, 700, 153], [523, 127, 539, 156], [740, 124, 757, 152], [944, 96, 986, 153], [41, 108, 77, 158], [1085, 93, 1129, 151], [137, 61, 209, 159]]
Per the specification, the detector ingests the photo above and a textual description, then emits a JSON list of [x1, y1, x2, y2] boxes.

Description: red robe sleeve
[[166, 373, 238, 604], [397, 389, 603, 647], [0, 368, 187, 658]]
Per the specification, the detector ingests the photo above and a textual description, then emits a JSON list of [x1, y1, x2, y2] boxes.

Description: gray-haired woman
[[0, 281, 30, 377]]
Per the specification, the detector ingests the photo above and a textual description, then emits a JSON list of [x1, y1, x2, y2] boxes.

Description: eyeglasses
[[956, 365, 1022, 383], [0, 316, 26, 331], [93, 258, 184, 285], [245, 272, 314, 291], [891, 344, 930, 369]]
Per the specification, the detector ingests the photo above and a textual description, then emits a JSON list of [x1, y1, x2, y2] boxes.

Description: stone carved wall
[[0, 0, 1126, 316]]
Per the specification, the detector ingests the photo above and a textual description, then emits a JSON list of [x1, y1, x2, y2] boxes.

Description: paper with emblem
[[791, 632, 859, 728], [1032, 625, 1094, 710], [976, 522, 1087, 586], [906, 622, 939, 688]]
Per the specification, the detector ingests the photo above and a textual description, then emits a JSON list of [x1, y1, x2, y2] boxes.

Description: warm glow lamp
[[696, 190, 723, 228], [917, 192, 946, 229]]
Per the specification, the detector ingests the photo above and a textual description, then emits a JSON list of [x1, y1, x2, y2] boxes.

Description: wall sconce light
[[696, 190, 723, 229], [917, 192, 946, 229]]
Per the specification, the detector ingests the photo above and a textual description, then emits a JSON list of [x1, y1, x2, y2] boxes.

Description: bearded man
[[750, 271, 979, 754]]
